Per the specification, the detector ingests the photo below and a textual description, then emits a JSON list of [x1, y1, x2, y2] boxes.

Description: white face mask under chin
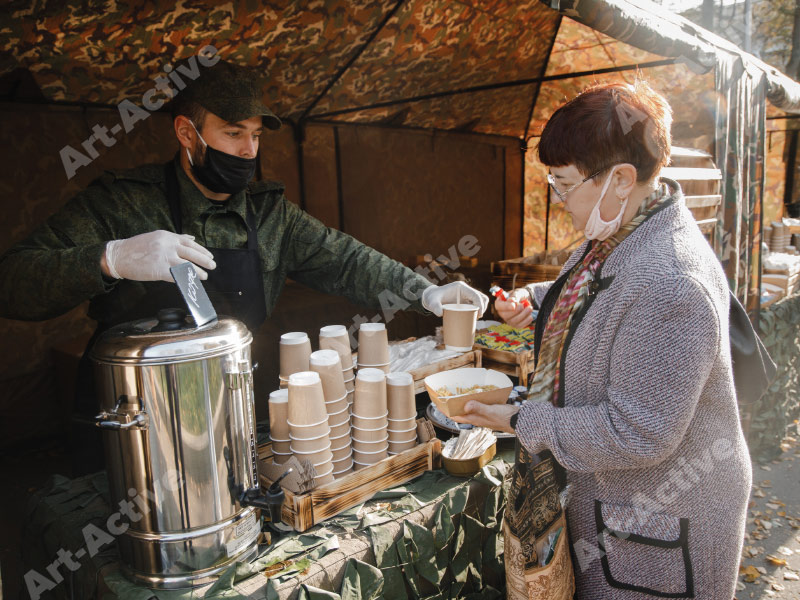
[[583, 166, 628, 241]]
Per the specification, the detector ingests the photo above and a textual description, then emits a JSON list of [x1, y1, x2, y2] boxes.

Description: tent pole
[[310, 58, 678, 120], [334, 126, 346, 232]]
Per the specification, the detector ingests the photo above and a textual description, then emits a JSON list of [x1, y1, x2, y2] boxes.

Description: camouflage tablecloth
[[22, 451, 512, 600]]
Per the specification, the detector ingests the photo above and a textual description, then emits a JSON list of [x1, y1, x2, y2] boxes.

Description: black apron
[[71, 162, 267, 474]]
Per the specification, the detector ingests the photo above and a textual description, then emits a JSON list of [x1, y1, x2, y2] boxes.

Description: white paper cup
[[442, 304, 479, 351]]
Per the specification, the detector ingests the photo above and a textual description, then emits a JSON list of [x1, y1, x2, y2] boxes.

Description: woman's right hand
[[495, 288, 534, 328]]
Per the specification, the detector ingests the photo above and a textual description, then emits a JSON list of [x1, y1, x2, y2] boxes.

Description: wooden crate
[[475, 343, 534, 385], [354, 340, 482, 394], [258, 439, 442, 532]]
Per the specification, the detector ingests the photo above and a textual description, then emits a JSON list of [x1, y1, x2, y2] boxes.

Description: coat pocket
[[594, 500, 695, 598]]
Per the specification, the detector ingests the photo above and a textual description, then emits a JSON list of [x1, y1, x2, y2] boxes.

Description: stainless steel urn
[[90, 309, 262, 589]]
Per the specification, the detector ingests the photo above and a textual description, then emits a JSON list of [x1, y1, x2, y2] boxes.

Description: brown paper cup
[[332, 463, 353, 479], [387, 372, 416, 420], [273, 451, 292, 464], [331, 444, 353, 462], [328, 419, 350, 440], [351, 413, 388, 431], [353, 446, 388, 464], [280, 332, 312, 377], [358, 323, 390, 365], [351, 424, 388, 442], [325, 394, 349, 416], [352, 434, 389, 451], [291, 445, 333, 466], [268, 389, 290, 440], [388, 439, 418, 454], [290, 433, 331, 453], [345, 377, 355, 392], [319, 325, 354, 369], [288, 371, 328, 425], [310, 349, 347, 400], [353, 460, 371, 471], [442, 304, 479, 351], [388, 427, 417, 443], [288, 419, 330, 441], [388, 416, 416, 430], [314, 462, 335, 487], [353, 369, 387, 417], [270, 439, 291, 455]]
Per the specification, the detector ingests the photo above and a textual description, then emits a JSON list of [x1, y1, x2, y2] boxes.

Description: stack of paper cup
[[287, 371, 334, 486], [351, 368, 389, 469], [357, 323, 390, 373], [279, 332, 312, 389], [268, 389, 292, 464], [386, 372, 418, 454], [310, 349, 353, 477], [319, 325, 355, 404]]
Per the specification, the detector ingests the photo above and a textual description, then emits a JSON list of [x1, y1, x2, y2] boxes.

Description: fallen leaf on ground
[[740, 564, 761, 582], [784, 572, 799, 581], [766, 555, 788, 567], [777, 546, 793, 556], [753, 489, 766, 498]]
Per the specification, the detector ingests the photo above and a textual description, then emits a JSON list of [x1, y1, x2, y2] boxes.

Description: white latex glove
[[104, 230, 216, 282], [421, 281, 489, 317]]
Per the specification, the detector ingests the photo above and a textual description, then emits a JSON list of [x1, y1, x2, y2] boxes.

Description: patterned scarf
[[529, 182, 671, 406]]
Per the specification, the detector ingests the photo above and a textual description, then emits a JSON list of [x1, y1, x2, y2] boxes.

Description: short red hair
[[538, 80, 672, 182]]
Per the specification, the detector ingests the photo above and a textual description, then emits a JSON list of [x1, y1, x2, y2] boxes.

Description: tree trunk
[[786, 0, 800, 80], [701, 0, 715, 30]]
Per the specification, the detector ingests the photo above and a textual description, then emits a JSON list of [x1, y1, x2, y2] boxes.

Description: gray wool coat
[[518, 182, 751, 599]]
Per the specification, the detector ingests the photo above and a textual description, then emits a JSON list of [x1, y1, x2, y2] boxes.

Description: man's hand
[[421, 281, 489, 317], [451, 400, 520, 435], [495, 288, 534, 328], [103, 230, 216, 282]]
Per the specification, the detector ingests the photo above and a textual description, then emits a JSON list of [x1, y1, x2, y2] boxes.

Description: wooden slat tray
[[473, 342, 534, 385], [258, 439, 442, 532]]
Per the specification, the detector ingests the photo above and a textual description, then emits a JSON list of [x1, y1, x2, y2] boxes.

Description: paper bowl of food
[[441, 428, 497, 477], [424, 368, 512, 418]]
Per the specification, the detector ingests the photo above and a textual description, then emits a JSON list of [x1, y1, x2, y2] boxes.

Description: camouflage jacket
[[0, 158, 432, 324]]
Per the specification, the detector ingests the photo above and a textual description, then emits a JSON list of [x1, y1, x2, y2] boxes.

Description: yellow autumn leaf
[[766, 555, 788, 567], [740, 564, 761, 582]]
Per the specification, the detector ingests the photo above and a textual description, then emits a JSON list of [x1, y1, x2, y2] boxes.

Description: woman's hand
[[452, 400, 520, 435], [495, 288, 534, 328]]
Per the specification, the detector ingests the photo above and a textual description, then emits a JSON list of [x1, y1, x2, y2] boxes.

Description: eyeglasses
[[546, 168, 606, 203]]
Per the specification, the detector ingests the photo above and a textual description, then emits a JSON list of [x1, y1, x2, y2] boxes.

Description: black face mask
[[187, 122, 256, 195]]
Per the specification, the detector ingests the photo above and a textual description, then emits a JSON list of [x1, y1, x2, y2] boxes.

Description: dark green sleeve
[[0, 176, 120, 321], [282, 199, 433, 314]]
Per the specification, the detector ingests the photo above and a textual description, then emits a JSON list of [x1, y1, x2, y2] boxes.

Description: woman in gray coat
[[456, 81, 751, 599]]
